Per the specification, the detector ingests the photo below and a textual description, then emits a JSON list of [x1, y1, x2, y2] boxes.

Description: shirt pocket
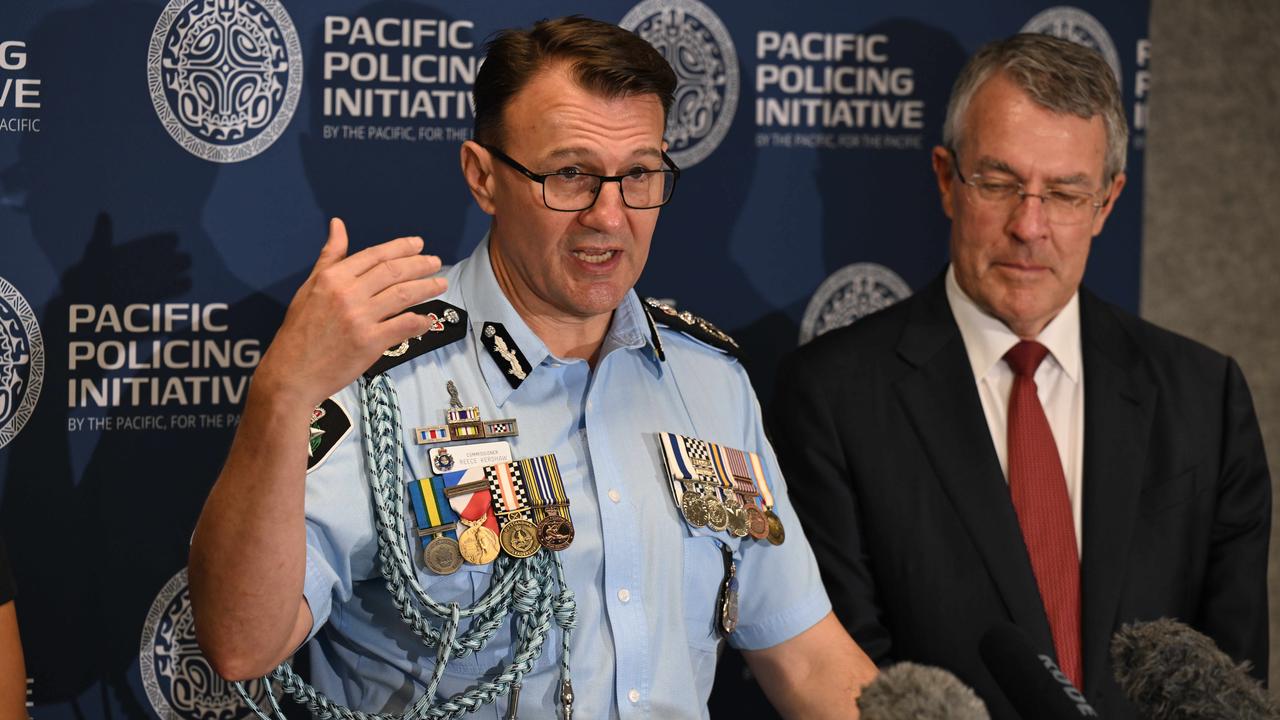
[[682, 529, 740, 654], [421, 560, 559, 677]]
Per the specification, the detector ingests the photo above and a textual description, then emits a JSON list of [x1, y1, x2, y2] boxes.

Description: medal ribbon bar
[[748, 451, 775, 510], [442, 469, 501, 535], [409, 477, 458, 541], [486, 461, 532, 524], [521, 455, 571, 523]]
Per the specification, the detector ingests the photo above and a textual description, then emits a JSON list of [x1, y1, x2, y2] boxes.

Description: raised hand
[[253, 218, 447, 408]]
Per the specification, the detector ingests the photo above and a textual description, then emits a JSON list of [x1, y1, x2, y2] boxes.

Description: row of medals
[[421, 402, 573, 575], [425, 481, 574, 576], [680, 485, 785, 546]]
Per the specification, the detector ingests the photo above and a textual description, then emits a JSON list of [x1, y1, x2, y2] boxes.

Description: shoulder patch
[[643, 297, 741, 359], [307, 397, 352, 473], [364, 300, 467, 378]]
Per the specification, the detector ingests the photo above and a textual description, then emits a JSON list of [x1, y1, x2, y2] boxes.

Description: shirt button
[[608, 489, 621, 503], [618, 588, 631, 603], [586, 400, 594, 412], [628, 689, 640, 704]]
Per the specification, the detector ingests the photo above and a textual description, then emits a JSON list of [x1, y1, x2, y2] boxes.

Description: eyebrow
[[972, 156, 1092, 186], [544, 146, 663, 164]]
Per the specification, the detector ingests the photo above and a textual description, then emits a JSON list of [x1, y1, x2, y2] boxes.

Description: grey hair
[[942, 33, 1128, 180]]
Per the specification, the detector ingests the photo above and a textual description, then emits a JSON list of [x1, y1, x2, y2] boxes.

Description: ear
[[932, 145, 957, 220], [1090, 172, 1126, 237], [461, 140, 497, 216]]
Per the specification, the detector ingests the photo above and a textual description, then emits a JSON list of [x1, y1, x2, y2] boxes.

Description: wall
[[1143, 0, 1280, 688]]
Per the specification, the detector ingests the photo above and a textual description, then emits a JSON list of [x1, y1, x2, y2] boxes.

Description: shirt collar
[[456, 234, 662, 406], [945, 264, 1081, 383]]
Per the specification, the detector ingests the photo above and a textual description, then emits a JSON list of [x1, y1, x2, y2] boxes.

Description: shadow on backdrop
[[299, 0, 474, 263], [0, 1, 289, 715], [712, 19, 965, 719]]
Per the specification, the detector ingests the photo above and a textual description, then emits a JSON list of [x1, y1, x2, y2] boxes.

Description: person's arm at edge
[[189, 219, 445, 680], [0, 601, 27, 719], [744, 611, 877, 719], [1195, 357, 1272, 679], [768, 346, 894, 661]]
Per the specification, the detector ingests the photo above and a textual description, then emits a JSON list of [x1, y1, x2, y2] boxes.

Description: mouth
[[571, 248, 619, 265], [995, 261, 1049, 273]]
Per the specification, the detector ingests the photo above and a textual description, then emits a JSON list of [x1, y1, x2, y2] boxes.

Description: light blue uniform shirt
[[302, 237, 831, 719]]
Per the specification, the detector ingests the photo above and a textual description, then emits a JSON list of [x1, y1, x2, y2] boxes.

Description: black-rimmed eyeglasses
[[481, 143, 680, 212]]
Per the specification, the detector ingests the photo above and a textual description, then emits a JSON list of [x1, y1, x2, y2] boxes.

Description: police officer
[[190, 16, 876, 719]]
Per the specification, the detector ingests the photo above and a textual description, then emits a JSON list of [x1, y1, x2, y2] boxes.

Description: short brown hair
[[472, 16, 676, 147], [943, 33, 1128, 179]]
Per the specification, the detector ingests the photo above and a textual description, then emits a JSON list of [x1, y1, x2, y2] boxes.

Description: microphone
[[856, 661, 990, 719], [1111, 617, 1278, 719], [979, 622, 1101, 718]]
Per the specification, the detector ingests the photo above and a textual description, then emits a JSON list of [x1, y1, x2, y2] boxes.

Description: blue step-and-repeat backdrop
[[0, 1, 1148, 717]]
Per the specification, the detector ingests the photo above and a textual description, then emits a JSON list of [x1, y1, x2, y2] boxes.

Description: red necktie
[[1004, 340, 1082, 688]]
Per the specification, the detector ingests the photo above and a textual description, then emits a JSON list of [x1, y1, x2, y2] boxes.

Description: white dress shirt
[[945, 265, 1086, 555]]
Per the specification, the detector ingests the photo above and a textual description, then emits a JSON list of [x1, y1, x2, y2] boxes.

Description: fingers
[[342, 235, 426, 277], [368, 276, 449, 323], [313, 218, 350, 274], [354, 253, 443, 298], [373, 302, 449, 348]]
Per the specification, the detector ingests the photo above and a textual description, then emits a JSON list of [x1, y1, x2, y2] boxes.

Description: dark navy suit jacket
[[769, 274, 1271, 719]]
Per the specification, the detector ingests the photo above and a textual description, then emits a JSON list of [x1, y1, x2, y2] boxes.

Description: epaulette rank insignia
[[364, 300, 467, 378], [642, 297, 741, 359]]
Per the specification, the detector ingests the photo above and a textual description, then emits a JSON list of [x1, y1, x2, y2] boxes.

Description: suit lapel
[[1078, 291, 1156, 693], [892, 277, 1055, 650]]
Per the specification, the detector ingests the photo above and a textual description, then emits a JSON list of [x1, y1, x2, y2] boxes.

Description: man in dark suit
[[770, 33, 1270, 719]]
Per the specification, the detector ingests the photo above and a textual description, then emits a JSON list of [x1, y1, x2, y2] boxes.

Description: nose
[[1006, 191, 1051, 242], [578, 180, 627, 232]]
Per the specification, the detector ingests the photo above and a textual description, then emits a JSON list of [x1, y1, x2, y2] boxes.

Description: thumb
[[315, 217, 350, 271]]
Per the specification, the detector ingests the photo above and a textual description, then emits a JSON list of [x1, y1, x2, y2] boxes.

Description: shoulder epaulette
[[364, 299, 467, 378], [642, 297, 741, 359]]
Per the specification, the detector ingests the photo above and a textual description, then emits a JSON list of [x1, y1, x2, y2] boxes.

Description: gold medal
[[765, 509, 786, 545], [500, 518, 540, 558], [457, 515, 500, 565], [424, 536, 463, 574]]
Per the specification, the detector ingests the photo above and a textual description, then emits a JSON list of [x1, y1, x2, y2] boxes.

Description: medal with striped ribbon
[[749, 450, 786, 545], [710, 444, 749, 537], [408, 476, 463, 573], [520, 454, 574, 551], [659, 432, 710, 527], [723, 446, 769, 540]]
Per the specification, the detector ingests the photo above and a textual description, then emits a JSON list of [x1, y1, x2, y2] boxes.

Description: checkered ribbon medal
[[408, 476, 463, 574], [659, 432, 714, 528], [682, 436, 729, 532], [486, 461, 540, 558], [520, 454, 574, 551]]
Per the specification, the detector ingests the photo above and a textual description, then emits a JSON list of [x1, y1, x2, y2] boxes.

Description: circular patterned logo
[[1021, 6, 1122, 91], [799, 263, 912, 345], [0, 276, 43, 449], [147, 0, 303, 163], [620, 0, 739, 168], [140, 568, 274, 719]]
